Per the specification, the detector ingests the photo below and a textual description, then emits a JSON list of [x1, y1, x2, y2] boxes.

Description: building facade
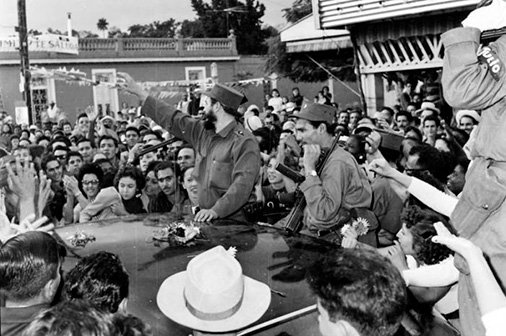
[[0, 36, 239, 122]]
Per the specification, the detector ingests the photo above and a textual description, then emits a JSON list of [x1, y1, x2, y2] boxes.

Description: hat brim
[[415, 107, 439, 115], [157, 271, 271, 333]]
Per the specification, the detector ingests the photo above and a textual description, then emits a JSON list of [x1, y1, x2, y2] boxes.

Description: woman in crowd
[[181, 165, 199, 215], [80, 166, 146, 222], [389, 206, 459, 318], [141, 160, 161, 209], [63, 163, 104, 223]]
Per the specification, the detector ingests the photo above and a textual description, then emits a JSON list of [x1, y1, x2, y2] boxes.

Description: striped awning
[[286, 37, 352, 53]]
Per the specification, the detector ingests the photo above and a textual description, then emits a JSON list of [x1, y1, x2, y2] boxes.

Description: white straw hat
[[157, 246, 271, 333]]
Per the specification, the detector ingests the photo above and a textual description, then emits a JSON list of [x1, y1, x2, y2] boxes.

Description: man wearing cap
[[291, 103, 375, 245], [456, 109, 481, 134], [118, 72, 260, 223], [441, 2, 506, 335]]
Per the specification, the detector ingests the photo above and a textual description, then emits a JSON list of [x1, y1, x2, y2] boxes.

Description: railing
[[0, 36, 238, 61], [78, 37, 237, 56]]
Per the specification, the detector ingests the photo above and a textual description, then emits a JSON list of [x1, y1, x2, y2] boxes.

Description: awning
[[286, 37, 352, 53]]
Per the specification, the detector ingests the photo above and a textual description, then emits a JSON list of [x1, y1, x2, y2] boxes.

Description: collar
[[1, 303, 50, 323], [216, 119, 237, 138]]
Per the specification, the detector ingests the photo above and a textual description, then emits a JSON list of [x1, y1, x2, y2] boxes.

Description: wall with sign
[[0, 59, 236, 123]]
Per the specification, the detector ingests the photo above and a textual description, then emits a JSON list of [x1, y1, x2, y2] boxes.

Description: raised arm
[[442, 27, 506, 110]]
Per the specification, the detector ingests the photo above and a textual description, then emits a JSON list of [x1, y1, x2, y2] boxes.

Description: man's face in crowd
[[100, 139, 117, 160], [46, 160, 63, 183], [157, 167, 176, 196], [337, 112, 349, 125], [78, 116, 90, 133], [447, 164, 466, 195], [63, 124, 72, 135], [423, 120, 437, 138], [459, 116, 475, 134], [67, 155, 83, 176], [295, 119, 319, 145], [78, 141, 94, 162], [125, 130, 139, 147], [177, 148, 195, 169], [396, 115, 410, 130]]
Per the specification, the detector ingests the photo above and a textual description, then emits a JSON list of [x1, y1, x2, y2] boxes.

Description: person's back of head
[[0, 231, 66, 305], [64, 251, 129, 313], [307, 248, 406, 336], [22, 300, 117, 336]]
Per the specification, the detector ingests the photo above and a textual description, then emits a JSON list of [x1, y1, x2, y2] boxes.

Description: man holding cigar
[[118, 73, 260, 223], [441, 0, 506, 334], [287, 103, 376, 245]]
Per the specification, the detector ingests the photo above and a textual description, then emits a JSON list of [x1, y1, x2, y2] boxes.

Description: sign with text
[[0, 34, 79, 54]]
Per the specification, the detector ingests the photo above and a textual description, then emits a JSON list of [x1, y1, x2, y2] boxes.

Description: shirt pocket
[[209, 160, 232, 191], [452, 163, 506, 238]]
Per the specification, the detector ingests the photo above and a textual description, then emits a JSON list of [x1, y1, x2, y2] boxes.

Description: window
[[92, 69, 119, 117], [185, 66, 207, 82]]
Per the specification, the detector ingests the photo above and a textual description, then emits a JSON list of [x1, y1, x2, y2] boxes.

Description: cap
[[204, 83, 248, 112], [293, 103, 336, 125]]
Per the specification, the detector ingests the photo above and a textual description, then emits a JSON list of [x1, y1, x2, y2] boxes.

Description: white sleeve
[[402, 256, 459, 287], [407, 178, 459, 217], [482, 307, 506, 336]]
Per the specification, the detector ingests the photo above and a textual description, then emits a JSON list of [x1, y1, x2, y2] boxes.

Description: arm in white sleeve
[[482, 307, 506, 336], [402, 256, 459, 287], [407, 178, 459, 217]]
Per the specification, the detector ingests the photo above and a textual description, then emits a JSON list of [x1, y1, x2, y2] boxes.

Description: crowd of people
[[1, 7, 506, 336]]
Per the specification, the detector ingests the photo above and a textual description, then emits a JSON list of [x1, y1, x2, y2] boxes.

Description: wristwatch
[[306, 169, 317, 177]]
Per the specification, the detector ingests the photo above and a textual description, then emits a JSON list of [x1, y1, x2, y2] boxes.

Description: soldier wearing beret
[[441, 1, 506, 335], [289, 103, 377, 245], [118, 73, 260, 222]]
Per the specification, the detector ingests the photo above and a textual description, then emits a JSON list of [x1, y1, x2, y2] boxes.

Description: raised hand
[[117, 72, 149, 103], [6, 157, 36, 200], [37, 171, 53, 218], [432, 222, 482, 260]]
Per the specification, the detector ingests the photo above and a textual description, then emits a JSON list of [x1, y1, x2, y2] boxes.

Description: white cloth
[[462, 0, 506, 32], [482, 306, 506, 336], [403, 256, 459, 315], [408, 178, 459, 217]]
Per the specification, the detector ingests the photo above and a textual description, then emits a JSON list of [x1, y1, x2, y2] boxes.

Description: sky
[[0, 0, 294, 36]]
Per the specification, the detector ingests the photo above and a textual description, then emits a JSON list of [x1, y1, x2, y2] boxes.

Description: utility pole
[[17, 0, 32, 124]]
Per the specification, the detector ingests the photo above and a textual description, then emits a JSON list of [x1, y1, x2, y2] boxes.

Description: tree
[[97, 18, 109, 38], [283, 0, 312, 23], [190, 0, 272, 54], [108, 26, 124, 38], [180, 19, 205, 38], [126, 19, 177, 38]]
